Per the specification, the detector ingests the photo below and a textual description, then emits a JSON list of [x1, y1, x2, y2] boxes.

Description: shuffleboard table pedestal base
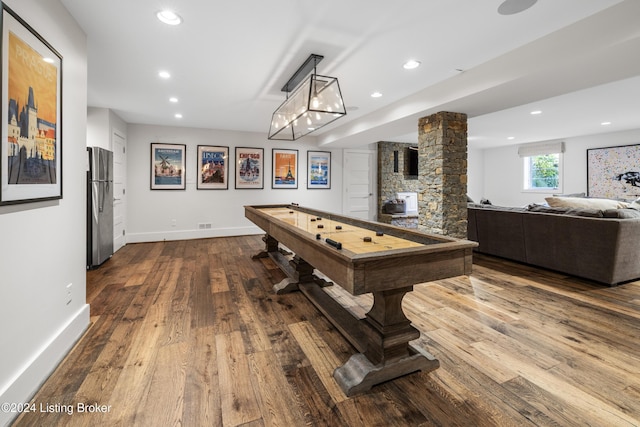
[[334, 345, 439, 397], [253, 232, 441, 396], [299, 277, 440, 396], [255, 235, 332, 294]]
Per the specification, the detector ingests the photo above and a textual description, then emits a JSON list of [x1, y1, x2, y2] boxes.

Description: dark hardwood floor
[[13, 236, 640, 426]]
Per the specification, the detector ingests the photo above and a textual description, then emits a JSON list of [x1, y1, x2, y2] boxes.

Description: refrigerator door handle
[[99, 180, 106, 213], [92, 181, 100, 220]]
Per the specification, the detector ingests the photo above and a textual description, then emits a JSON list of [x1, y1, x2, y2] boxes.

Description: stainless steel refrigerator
[[87, 147, 114, 268]]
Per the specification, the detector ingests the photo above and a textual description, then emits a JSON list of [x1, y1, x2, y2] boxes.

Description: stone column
[[417, 111, 468, 238]]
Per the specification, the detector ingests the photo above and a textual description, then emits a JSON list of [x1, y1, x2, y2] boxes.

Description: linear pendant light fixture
[[268, 54, 346, 140]]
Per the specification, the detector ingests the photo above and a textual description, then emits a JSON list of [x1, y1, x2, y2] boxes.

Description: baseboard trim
[[0, 304, 90, 427], [125, 225, 263, 243]]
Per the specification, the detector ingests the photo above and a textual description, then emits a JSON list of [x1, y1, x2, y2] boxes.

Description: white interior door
[[343, 149, 375, 220], [112, 130, 126, 252]]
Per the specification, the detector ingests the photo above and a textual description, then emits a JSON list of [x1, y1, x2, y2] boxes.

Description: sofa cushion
[[603, 208, 640, 219], [527, 205, 604, 218], [546, 196, 629, 210], [468, 203, 527, 212]]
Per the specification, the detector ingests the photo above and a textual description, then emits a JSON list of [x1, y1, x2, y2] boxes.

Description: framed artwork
[[587, 144, 640, 201], [307, 151, 331, 189], [197, 145, 228, 189], [150, 143, 186, 190], [1, 5, 63, 205], [272, 148, 298, 189], [235, 147, 263, 189]]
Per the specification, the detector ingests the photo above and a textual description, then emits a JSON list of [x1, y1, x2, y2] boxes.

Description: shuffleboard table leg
[[251, 234, 332, 294], [333, 286, 440, 396], [251, 234, 279, 260], [334, 346, 439, 397], [273, 255, 332, 294], [273, 278, 300, 294]]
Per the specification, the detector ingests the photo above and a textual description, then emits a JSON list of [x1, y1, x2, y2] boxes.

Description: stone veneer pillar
[[417, 111, 468, 238]]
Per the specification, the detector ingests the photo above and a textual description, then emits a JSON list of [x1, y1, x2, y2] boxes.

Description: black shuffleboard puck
[[326, 238, 342, 250]]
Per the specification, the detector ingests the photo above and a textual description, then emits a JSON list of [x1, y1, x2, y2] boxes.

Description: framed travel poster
[[197, 145, 228, 189], [307, 151, 331, 189], [150, 143, 186, 190], [1, 5, 63, 205], [235, 147, 263, 189], [272, 148, 298, 189], [587, 144, 640, 201]]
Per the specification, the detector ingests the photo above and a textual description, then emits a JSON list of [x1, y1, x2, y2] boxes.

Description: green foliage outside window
[[528, 154, 559, 189]]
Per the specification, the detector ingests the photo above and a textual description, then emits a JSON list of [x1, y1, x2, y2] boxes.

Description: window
[[518, 141, 564, 192], [524, 153, 561, 190]]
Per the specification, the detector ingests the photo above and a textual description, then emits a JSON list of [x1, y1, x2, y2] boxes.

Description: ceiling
[[59, 0, 640, 149]]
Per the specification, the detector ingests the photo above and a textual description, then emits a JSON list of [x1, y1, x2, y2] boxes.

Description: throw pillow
[[545, 196, 629, 210]]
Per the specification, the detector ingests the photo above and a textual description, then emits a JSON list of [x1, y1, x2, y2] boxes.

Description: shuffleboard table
[[245, 204, 477, 396]]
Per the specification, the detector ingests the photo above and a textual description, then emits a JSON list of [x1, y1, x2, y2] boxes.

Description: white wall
[[476, 128, 640, 206], [87, 107, 127, 150], [0, 1, 88, 425], [126, 124, 344, 243], [87, 107, 109, 149], [467, 146, 485, 203]]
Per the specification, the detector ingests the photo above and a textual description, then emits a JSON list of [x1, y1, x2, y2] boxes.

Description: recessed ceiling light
[[403, 60, 421, 70], [158, 71, 171, 79], [174, 113, 183, 119], [497, 0, 537, 15], [507, 136, 515, 140], [157, 10, 182, 26], [601, 121, 612, 126], [530, 110, 542, 115], [371, 92, 382, 98], [169, 97, 178, 103]]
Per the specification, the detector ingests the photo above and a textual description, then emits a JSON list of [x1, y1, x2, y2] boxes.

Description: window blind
[[517, 141, 565, 157]]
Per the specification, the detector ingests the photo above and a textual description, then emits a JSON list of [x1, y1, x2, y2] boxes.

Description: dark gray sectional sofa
[[467, 203, 640, 285]]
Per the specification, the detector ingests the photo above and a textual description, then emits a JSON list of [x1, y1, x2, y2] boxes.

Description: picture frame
[[272, 148, 298, 189], [587, 143, 640, 201], [150, 143, 186, 190], [1, 5, 63, 205], [307, 151, 331, 189], [235, 147, 263, 189], [197, 145, 228, 190]]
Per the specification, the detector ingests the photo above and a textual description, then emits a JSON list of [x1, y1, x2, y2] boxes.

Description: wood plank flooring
[[12, 236, 640, 427]]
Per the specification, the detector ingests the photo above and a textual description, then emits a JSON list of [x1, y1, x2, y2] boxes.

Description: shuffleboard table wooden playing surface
[[245, 204, 478, 396]]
